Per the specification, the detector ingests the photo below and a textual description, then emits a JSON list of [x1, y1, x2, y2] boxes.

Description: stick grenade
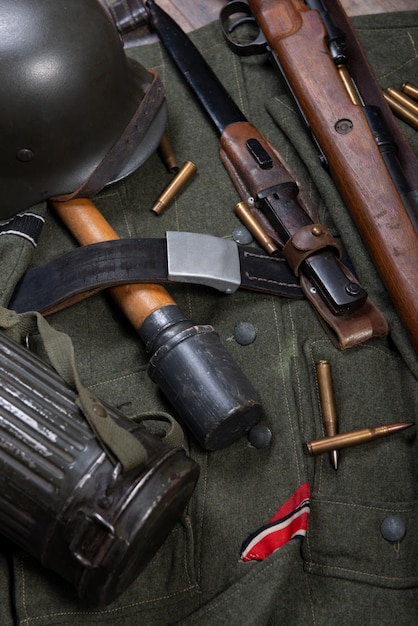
[[50, 198, 263, 450]]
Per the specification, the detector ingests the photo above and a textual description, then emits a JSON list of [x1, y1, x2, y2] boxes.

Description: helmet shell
[[0, 0, 166, 219]]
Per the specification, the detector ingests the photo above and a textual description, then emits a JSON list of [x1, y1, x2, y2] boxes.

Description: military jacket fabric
[[0, 10, 417, 625]]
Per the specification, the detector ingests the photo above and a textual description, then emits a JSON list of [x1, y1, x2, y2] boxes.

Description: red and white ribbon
[[240, 482, 310, 562]]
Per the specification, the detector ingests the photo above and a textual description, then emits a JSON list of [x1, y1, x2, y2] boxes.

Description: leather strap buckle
[[166, 231, 241, 293]]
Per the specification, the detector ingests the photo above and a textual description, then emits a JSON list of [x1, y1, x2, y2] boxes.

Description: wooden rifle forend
[[248, 0, 418, 352]]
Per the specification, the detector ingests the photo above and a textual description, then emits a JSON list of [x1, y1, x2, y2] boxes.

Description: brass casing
[[383, 90, 418, 131], [234, 202, 278, 255], [402, 81, 418, 102], [151, 160, 197, 214]]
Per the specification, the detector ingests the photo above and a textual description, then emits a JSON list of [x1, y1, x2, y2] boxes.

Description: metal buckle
[[166, 231, 241, 294]]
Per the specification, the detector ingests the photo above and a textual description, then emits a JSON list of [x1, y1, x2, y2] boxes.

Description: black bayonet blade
[[145, 0, 247, 135], [145, 0, 368, 315]]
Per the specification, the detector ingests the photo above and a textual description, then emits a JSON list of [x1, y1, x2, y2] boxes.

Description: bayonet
[[145, 0, 368, 317]]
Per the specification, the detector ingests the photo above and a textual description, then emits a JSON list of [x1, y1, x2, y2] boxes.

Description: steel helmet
[[0, 0, 167, 220]]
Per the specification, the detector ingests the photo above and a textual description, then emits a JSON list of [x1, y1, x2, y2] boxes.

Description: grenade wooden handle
[[50, 196, 264, 451], [50, 197, 175, 329]]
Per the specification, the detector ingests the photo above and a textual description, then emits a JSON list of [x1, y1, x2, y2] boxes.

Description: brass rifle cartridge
[[315, 360, 339, 470], [158, 132, 179, 173], [383, 89, 418, 131], [305, 422, 414, 456], [234, 202, 278, 256], [337, 64, 362, 106], [402, 82, 418, 102], [151, 160, 197, 215], [387, 87, 418, 117]]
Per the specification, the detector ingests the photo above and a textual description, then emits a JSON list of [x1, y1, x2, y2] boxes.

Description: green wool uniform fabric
[[1, 10, 418, 625]]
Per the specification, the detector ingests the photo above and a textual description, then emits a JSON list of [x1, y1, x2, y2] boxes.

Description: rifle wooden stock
[[248, 0, 418, 352], [50, 198, 175, 329]]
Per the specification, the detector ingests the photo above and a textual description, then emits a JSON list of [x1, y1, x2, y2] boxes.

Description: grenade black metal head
[[0, 0, 166, 220]]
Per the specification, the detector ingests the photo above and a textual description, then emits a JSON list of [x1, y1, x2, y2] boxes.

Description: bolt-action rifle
[[221, 0, 418, 353]]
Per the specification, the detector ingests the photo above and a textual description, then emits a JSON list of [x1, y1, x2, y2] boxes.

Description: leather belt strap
[[51, 69, 166, 202], [9, 232, 388, 349], [10, 232, 303, 315]]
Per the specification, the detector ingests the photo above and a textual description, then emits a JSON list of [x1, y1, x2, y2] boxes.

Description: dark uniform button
[[380, 516, 407, 542], [248, 424, 272, 448], [234, 321, 257, 345]]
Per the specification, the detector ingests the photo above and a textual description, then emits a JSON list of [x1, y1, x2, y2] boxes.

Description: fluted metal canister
[[0, 331, 198, 605]]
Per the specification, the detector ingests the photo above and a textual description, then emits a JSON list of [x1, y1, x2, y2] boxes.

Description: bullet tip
[[330, 450, 339, 470], [388, 421, 415, 433]]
